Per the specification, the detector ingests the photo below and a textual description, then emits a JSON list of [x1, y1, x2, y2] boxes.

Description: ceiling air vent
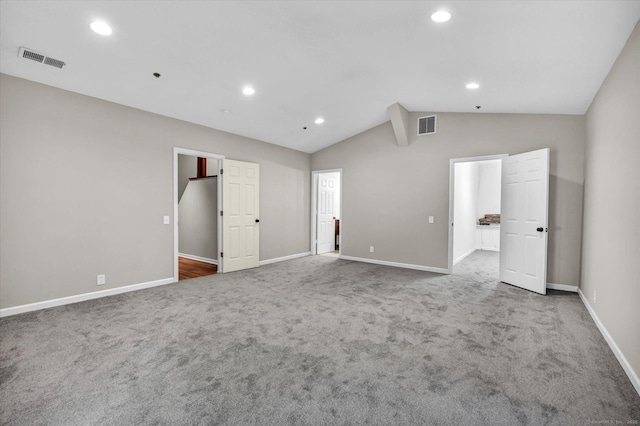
[[417, 115, 436, 135], [18, 47, 65, 69]]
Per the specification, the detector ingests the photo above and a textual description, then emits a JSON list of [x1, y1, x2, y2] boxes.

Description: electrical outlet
[[97, 274, 106, 286], [370, 246, 374, 253], [593, 290, 596, 304]]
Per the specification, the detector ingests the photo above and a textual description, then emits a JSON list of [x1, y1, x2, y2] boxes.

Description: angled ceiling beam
[[387, 102, 411, 147]]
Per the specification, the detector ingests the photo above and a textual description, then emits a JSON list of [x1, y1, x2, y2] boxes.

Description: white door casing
[[317, 174, 337, 254], [447, 154, 508, 273], [499, 148, 550, 294], [173, 147, 224, 281], [222, 159, 260, 273]]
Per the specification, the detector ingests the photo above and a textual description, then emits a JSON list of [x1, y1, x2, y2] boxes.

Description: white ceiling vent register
[[18, 47, 65, 69], [417, 115, 436, 135]]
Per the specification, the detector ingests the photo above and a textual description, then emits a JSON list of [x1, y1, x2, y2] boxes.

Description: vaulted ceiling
[[2, 1, 639, 153]]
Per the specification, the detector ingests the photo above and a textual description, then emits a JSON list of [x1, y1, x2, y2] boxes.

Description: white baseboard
[[454, 248, 476, 265], [477, 247, 500, 252], [178, 253, 217, 265], [0, 277, 176, 318], [339, 255, 449, 275], [578, 288, 640, 396], [259, 252, 310, 266], [546, 282, 578, 292]]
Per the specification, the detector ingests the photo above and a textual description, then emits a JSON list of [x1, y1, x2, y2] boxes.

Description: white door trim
[[311, 169, 343, 255], [448, 154, 508, 273], [173, 147, 225, 280]]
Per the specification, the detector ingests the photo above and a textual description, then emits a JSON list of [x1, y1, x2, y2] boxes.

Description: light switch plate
[[163, 216, 170, 225], [429, 216, 434, 223]]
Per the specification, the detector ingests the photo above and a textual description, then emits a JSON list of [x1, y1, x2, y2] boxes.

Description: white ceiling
[[2, 1, 639, 153]]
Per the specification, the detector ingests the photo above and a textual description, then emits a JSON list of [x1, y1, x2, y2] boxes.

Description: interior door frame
[[447, 154, 508, 273], [173, 147, 225, 280], [310, 168, 343, 255]]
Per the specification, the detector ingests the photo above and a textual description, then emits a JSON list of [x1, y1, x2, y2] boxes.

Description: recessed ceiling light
[[242, 86, 255, 96], [466, 82, 480, 89], [430, 10, 451, 23], [221, 109, 231, 114], [90, 21, 112, 36], [315, 117, 325, 124]]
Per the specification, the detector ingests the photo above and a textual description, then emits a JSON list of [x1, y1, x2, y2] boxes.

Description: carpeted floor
[[1, 251, 639, 425]]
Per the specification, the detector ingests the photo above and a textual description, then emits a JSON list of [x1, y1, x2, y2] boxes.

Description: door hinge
[[220, 168, 223, 175], [220, 210, 223, 216], [220, 252, 223, 258]]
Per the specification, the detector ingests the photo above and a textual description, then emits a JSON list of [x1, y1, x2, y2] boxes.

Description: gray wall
[[582, 21, 640, 385], [476, 160, 501, 219], [0, 74, 311, 309], [177, 154, 196, 203], [311, 112, 585, 286], [178, 155, 218, 261]]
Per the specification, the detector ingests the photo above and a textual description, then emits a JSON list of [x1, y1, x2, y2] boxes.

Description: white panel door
[[222, 159, 259, 273], [317, 175, 337, 254], [499, 148, 550, 294]]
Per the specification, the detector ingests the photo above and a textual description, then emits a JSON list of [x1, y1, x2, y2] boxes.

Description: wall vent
[[417, 115, 436, 135], [18, 47, 65, 69]]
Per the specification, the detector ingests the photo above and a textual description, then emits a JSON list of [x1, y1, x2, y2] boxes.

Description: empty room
[[1, 1, 639, 424]]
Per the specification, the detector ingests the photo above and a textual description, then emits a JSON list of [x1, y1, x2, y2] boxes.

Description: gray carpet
[[1, 251, 639, 425]]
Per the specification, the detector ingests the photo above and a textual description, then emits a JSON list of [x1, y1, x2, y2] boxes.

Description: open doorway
[[177, 155, 218, 279], [173, 148, 224, 281], [311, 169, 342, 257], [448, 155, 506, 277]]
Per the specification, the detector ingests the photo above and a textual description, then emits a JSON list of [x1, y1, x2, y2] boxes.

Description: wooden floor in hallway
[[179, 256, 217, 280]]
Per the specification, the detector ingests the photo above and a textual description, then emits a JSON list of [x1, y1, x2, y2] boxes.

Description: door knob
[[255, 219, 260, 223], [536, 227, 543, 232]]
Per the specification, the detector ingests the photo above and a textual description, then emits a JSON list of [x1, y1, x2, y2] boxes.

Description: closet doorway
[[448, 155, 506, 275], [311, 169, 342, 257]]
